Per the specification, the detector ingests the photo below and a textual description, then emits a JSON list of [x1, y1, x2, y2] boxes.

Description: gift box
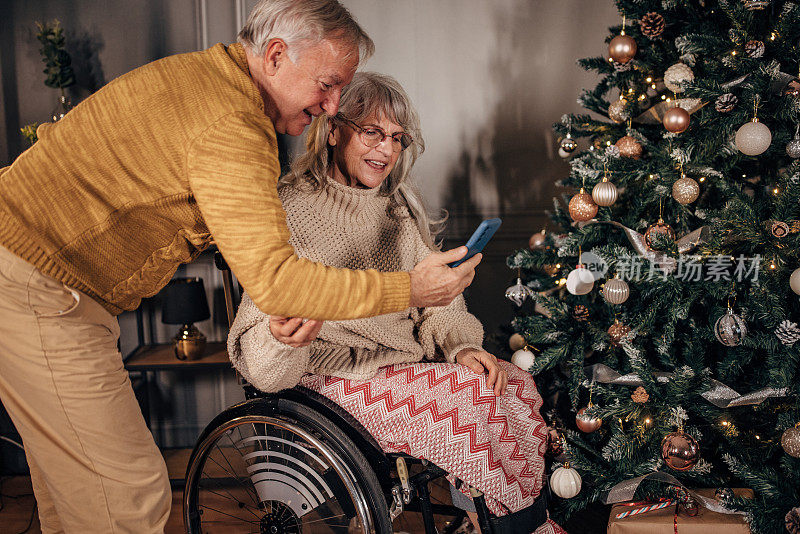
[[607, 488, 752, 534]]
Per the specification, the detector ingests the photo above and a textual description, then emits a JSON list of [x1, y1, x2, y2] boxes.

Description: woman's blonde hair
[[281, 71, 446, 249]]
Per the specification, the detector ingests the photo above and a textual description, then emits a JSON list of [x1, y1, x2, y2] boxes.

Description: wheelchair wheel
[[184, 397, 392, 533]]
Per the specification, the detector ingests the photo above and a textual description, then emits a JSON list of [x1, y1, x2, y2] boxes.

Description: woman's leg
[[300, 360, 549, 516], [0, 248, 170, 533]]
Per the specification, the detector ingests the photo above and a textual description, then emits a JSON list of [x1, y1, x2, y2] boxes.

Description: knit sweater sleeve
[[227, 292, 309, 392], [187, 111, 410, 321], [408, 225, 484, 363]]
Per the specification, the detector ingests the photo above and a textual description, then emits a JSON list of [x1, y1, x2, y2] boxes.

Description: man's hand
[[409, 247, 481, 307], [269, 316, 323, 348], [455, 348, 508, 396]]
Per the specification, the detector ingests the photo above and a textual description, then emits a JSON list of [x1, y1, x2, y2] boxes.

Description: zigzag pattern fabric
[[300, 360, 566, 533]]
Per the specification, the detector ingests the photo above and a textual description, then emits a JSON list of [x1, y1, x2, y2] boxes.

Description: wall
[[0, 0, 618, 461]]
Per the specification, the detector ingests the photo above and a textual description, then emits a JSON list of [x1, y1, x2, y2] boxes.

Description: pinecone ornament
[[639, 12, 665, 38], [631, 386, 650, 403], [744, 40, 765, 58], [572, 305, 590, 322], [715, 93, 738, 113], [776, 320, 800, 346], [787, 506, 800, 534]]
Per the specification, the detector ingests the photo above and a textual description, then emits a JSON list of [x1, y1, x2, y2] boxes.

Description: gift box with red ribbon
[[607, 488, 753, 534]]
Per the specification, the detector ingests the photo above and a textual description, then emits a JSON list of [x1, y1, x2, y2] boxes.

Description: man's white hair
[[238, 0, 374, 65]]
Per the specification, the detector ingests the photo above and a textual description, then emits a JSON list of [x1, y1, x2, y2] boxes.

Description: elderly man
[[0, 0, 479, 531]]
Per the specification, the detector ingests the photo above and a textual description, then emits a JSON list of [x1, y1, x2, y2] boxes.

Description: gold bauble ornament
[[608, 99, 630, 124], [529, 230, 547, 249], [509, 333, 526, 351], [615, 135, 643, 159], [592, 178, 618, 207], [663, 106, 690, 133], [672, 175, 700, 204], [664, 63, 694, 93], [568, 189, 598, 222], [781, 424, 800, 458], [608, 34, 637, 64], [602, 278, 630, 304], [607, 320, 632, 346], [644, 218, 676, 250], [661, 430, 700, 471], [576, 405, 602, 433]]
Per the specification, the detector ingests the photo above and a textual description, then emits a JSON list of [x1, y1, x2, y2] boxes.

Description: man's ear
[[263, 38, 288, 75]]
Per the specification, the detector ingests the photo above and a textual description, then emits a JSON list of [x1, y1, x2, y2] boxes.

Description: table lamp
[[161, 277, 211, 360]]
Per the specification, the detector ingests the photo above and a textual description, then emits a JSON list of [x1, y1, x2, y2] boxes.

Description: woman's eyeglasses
[[336, 115, 413, 152]]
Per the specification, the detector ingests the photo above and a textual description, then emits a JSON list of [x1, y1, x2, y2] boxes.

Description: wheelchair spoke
[[198, 504, 261, 525], [201, 486, 263, 520], [204, 449, 260, 506]]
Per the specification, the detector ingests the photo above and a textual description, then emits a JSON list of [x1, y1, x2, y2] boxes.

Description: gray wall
[[0, 0, 618, 450]]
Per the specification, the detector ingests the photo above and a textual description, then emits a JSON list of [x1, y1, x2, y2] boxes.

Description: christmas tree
[[505, 1, 800, 532]]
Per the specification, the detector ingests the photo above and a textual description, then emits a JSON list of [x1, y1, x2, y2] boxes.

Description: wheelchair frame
[[182, 251, 549, 534]]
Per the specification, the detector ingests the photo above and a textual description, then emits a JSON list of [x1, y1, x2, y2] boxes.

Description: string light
[[558, 278, 567, 286], [651, 83, 657, 89], [665, 97, 671, 103], [661, 95, 667, 100], [773, 187, 780, 195], [770, 32, 776, 41], [699, 176, 706, 182], [555, 263, 562, 269], [731, 50, 737, 56], [646, 77, 652, 82], [769, 261, 777, 270]]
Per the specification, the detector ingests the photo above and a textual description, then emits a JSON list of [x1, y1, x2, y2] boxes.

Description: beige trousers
[[0, 246, 170, 533]]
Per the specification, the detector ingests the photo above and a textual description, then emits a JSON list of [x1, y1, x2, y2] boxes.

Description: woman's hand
[[269, 316, 323, 348], [455, 348, 508, 396]]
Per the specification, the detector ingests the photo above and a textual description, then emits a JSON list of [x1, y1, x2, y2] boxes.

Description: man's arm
[[188, 112, 478, 320]]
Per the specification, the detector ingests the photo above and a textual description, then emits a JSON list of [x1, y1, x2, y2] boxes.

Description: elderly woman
[[229, 72, 564, 534]]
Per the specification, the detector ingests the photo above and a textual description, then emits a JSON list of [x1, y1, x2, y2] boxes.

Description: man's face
[[265, 39, 358, 136]]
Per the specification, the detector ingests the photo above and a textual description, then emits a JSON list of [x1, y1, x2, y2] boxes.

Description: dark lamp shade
[[161, 277, 211, 324]]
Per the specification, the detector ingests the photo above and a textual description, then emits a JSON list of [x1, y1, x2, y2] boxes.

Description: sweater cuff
[[377, 271, 412, 315]]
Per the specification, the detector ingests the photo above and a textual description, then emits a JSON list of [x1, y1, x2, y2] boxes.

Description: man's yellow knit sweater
[[0, 43, 410, 318]]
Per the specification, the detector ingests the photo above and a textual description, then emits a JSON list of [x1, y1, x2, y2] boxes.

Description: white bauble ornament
[[790, 267, 800, 295], [566, 267, 595, 295], [664, 63, 694, 93], [550, 465, 582, 498], [714, 308, 747, 347], [558, 146, 572, 158], [511, 349, 535, 371], [735, 119, 772, 155]]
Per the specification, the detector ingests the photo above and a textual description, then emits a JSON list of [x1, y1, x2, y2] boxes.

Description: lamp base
[[173, 323, 207, 360]]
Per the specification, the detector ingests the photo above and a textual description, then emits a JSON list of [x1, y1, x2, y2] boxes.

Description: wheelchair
[[182, 252, 550, 533]]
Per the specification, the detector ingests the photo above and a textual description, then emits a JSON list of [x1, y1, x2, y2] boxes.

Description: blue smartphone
[[448, 218, 502, 267]]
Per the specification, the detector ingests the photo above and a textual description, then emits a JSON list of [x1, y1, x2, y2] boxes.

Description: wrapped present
[[607, 488, 753, 534]]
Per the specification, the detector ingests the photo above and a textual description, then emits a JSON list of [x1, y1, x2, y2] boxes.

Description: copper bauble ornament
[[782, 424, 800, 458], [663, 106, 690, 133], [568, 189, 598, 222], [529, 229, 546, 249], [644, 218, 676, 250], [509, 333, 526, 351], [609, 34, 637, 64], [608, 99, 630, 124], [661, 430, 700, 471], [664, 63, 694, 93], [714, 307, 747, 346], [615, 135, 643, 159], [672, 175, 700, 204], [735, 118, 771, 155], [607, 320, 632, 346], [591, 179, 618, 207], [602, 278, 630, 304], [576, 405, 602, 433]]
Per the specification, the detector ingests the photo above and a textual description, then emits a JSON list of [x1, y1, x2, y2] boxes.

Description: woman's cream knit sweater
[[228, 179, 485, 392]]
